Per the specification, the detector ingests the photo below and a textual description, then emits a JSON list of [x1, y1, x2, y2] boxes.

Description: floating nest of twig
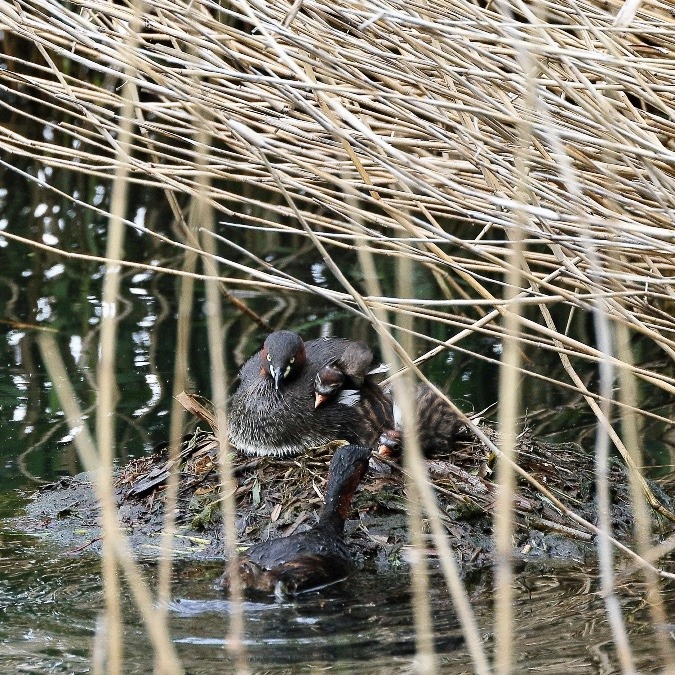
[[110, 424, 674, 569]]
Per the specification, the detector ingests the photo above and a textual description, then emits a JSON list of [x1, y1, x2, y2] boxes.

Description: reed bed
[[2, 0, 675, 671]]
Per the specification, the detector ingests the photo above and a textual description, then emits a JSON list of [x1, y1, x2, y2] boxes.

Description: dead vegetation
[[107, 424, 673, 568], [3, 0, 675, 669]]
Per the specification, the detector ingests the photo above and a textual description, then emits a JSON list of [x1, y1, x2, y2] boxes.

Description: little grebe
[[216, 444, 371, 598], [377, 384, 460, 460], [228, 331, 393, 456], [313, 340, 387, 408]]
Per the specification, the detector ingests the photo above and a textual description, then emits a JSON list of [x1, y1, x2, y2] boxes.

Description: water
[[2, 519, 674, 672]]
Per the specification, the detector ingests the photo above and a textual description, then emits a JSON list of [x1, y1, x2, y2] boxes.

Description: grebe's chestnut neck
[[217, 445, 372, 597]]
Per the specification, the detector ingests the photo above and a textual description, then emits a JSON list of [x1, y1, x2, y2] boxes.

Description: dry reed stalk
[[350, 206, 490, 670], [204, 239, 249, 672], [196, 114, 248, 667], [490, 2, 538, 666], [174, 121, 250, 669], [593, 297, 636, 669], [397, 236, 438, 674], [95, 29, 138, 674], [36, 334, 183, 674], [616, 322, 675, 667], [205, 277, 248, 669], [493, 224, 524, 675], [155, 227, 196, 629]]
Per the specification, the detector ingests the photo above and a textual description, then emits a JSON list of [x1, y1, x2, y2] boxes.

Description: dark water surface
[[3, 520, 674, 673], [1, 162, 674, 671]]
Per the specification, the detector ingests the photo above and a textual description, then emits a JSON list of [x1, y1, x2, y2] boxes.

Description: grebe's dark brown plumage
[[217, 444, 371, 597], [377, 384, 460, 460], [228, 331, 394, 457], [313, 340, 379, 408], [312, 340, 392, 442]]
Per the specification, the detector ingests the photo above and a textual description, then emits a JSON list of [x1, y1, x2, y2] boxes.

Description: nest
[[112, 425, 672, 567]]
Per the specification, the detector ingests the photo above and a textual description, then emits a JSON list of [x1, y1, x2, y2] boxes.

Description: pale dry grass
[[2, 0, 675, 671]]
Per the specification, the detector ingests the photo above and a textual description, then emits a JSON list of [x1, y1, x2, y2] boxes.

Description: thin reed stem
[[95, 72, 137, 675], [37, 334, 183, 674], [197, 118, 248, 670]]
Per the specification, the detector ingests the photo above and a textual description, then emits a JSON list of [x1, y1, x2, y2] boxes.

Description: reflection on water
[[0, 531, 99, 674], [2, 524, 674, 673], [169, 570, 463, 669]]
